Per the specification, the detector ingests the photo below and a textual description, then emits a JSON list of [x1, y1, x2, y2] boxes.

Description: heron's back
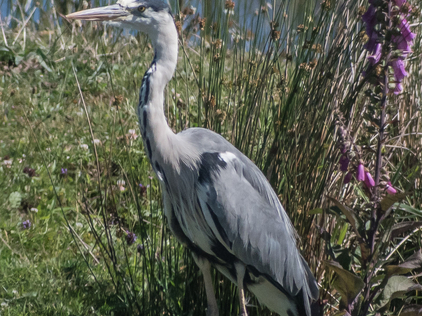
[[158, 128, 319, 316]]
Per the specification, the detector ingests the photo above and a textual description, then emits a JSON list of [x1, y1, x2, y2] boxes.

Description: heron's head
[[66, 0, 172, 34]]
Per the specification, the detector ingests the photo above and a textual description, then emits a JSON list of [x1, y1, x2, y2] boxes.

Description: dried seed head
[[199, 18, 206, 30], [113, 95, 124, 106], [322, 0, 331, 11], [358, 6, 366, 16], [175, 21, 182, 34], [215, 109, 226, 123], [375, 64, 382, 76], [225, 0, 235, 10], [309, 59, 318, 69], [271, 30, 281, 41], [213, 54, 221, 62], [207, 95, 216, 108], [297, 24, 308, 33], [182, 6, 195, 15], [212, 39, 223, 49]]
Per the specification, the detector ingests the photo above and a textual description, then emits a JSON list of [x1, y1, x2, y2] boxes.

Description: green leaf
[[392, 221, 422, 238], [8, 192, 22, 208], [337, 223, 348, 245], [386, 250, 422, 277], [400, 305, 422, 316], [396, 204, 422, 218], [326, 196, 362, 237], [325, 260, 364, 307], [309, 208, 323, 215], [380, 192, 407, 212], [377, 276, 422, 309]]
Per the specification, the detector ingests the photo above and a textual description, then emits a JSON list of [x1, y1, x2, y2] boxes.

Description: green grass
[[1, 0, 422, 315]]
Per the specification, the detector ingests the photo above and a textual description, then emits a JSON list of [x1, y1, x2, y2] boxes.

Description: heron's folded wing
[[195, 151, 318, 302]]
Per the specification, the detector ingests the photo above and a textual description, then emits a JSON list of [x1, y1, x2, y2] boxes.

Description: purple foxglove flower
[[364, 35, 379, 53], [391, 59, 408, 81], [362, 5, 376, 27], [399, 19, 416, 43], [357, 162, 365, 181], [368, 43, 382, 65], [339, 155, 350, 172], [22, 220, 31, 229], [393, 35, 412, 53], [386, 182, 397, 194], [394, 0, 406, 8], [126, 231, 137, 245], [364, 172, 375, 188], [344, 172, 352, 184]]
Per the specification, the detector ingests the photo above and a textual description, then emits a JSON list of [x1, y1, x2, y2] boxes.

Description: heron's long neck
[[138, 22, 179, 167]]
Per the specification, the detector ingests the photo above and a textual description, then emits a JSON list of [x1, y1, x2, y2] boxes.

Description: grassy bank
[[1, 0, 421, 315]]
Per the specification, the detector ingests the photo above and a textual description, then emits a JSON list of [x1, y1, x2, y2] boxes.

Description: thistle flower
[[22, 220, 31, 229], [126, 231, 137, 245], [357, 161, 365, 181]]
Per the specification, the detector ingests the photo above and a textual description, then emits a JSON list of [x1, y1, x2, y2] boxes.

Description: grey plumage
[[66, 1, 319, 315]]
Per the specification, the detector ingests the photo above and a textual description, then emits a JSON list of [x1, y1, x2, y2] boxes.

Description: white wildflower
[[117, 179, 125, 191], [127, 129, 138, 140], [30, 208, 38, 213], [3, 159, 12, 167], [92, 139, 101, 145], [80, 144, 89, 150]]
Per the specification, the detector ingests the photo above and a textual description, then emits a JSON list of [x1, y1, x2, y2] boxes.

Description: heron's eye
[[138, 5, 146, 12]]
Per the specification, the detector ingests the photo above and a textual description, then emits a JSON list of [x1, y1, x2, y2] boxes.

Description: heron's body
[[67, 1, 319, 315]]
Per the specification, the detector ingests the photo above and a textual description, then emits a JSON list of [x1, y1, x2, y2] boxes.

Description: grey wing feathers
[[181, 128, 318, 313]]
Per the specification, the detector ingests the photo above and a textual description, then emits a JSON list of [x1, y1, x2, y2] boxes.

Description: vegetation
[[0, 0, 421, 315]]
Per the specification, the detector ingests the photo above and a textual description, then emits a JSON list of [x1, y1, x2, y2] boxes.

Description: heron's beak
[[66, 4, 129, 21]]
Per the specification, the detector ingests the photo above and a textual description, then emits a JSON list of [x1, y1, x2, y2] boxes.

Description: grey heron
[[66, 1, 319, 315]]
